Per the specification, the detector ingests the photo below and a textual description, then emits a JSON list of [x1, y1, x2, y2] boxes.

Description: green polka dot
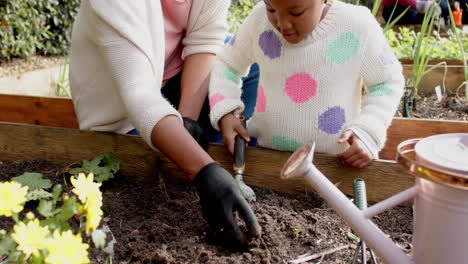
[[224, 68, 241, 85], [272, 136, 303, 152], [325, 32, 360, 64], [368, 83, 393, 96]]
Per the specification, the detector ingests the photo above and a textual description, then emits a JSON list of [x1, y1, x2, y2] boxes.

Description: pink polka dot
[[256, 85, 266, 113], [284, 73, 317, 104], [209, 93, 225, 109]]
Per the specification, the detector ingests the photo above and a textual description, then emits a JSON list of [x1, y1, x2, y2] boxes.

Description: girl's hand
[[336, 130, 373, 168], [219, 112, 250, 155]]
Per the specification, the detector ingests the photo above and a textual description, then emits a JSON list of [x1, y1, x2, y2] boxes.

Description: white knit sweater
[[70, 0, 229, 149], [209, 1, 405, 155]]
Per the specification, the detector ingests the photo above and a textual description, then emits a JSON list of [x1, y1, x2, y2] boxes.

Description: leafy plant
[[408, 3, 441, 93], [55, 57, 70, 97], [447, 3, 468, 99], [12, 173, 53, 201], [227, 0, 260, 33], [0, 173, 106, 263], [0, 0, 80, 62], [68, 153, 120, 183]]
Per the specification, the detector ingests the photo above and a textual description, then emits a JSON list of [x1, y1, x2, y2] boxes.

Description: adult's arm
[[87, 0, 212, 178], [178, 0, 230, 119]]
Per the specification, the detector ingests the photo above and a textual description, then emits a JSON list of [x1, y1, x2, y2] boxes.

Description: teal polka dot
[[368, 83, 393, 96], [224, 68, 241, 85], [272, 136, 303, 152], [325, 32, 360, 64]]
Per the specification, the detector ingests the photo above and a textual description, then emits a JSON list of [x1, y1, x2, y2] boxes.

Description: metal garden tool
[[233, 115, 256, 202], [280, 133, 468, 264], [352, 179, 378, 264]]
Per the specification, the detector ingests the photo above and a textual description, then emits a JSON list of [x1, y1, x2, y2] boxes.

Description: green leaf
[[52, 184, 62, 202], [92, 229, 107, 249], [26, 189, 53, 201], [0, 236, 16, 255], [292, 228, 302, 233], [12, 172, 52, 190], [69, 153, 120, 182], [55, 196, 79, 222], [37, 200, 58, 218], [347, 232, 359, 241]]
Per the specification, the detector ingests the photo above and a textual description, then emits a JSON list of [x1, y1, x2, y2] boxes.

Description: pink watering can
[[280, 133, 468, 264]]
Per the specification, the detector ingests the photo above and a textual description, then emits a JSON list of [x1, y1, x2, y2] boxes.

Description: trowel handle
[[233, 115, 247, 172]]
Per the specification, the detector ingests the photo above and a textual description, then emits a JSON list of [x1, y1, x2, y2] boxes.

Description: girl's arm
[[352, 10, 405, 151], [208, 4, 264, 130]]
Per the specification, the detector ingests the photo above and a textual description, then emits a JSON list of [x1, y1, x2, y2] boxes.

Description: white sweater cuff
[[137, 103, 183, 151]]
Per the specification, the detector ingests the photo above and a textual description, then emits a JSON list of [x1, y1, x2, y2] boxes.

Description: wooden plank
[[0, 94, 466, 163], [0, 122, 415, 204], [381, 118, 468, 160], [0, 94, 78, 128]]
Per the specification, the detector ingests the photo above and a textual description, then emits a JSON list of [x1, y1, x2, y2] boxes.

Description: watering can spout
[[281, 142, 414, 264]]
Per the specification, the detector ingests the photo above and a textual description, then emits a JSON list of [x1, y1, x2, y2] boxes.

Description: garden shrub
[[0, 0, 80, 63], [228, 0, 260, 33]]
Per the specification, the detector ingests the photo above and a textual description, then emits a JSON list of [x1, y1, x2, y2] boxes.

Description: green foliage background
[[228, 0, 260, 33], [0, 0, 80, 63]]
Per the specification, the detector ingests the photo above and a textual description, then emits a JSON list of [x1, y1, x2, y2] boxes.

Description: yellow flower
[[84, 195, 103, 233], [46, 230, 89, 264], [11, 219, 49, 258], [71, 173, 101, 203], [0, 181, 28, 216], [71, 173, 104, 233]]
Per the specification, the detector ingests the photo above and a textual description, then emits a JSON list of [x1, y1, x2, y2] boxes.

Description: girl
[[209, 0, 405, 168]]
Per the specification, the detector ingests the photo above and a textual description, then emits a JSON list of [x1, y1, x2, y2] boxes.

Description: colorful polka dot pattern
[[379, 45, 397, 65], [318, 106, 346, 134], [256, 85, 266, 112], [368, 83, 393, 97], [224, 67, 241, 85], [284, 73, 317, 104], [325, 32, 360, 64], [209, 93, 225, 109], [272, 136, 303, 152], [259, 30, 282, 59]]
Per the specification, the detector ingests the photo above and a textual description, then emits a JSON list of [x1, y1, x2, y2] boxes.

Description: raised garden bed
[[0, 159, 413, 263], [0, 120, 466, 263]]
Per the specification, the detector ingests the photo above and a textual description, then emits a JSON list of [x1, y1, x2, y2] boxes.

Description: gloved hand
[[415, 0, 439, 14], [183, 117, 209, 150], [235, 174, 256, 202], [193, 163, 262, 248]]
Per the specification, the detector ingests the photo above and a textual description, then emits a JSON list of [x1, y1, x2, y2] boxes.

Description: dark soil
[[0, 159, 413, 264], [396, 94, 468, 121]]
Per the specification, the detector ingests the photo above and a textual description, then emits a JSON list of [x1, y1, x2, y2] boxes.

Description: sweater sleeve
[[88, 0, 182, 150], [351, 11, 405, 149], [182, 0, 230, 59], [208, 4, 263, 130]]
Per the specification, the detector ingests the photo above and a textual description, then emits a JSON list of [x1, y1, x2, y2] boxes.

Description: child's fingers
[[222, 132, 236, 155], [338, 130, 354, 144], [235, 124, 250, 142], [336, 144, 357, 160]]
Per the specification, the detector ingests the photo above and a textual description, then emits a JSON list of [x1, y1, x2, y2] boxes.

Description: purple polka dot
[[460, 135, 468, 148], [259, 30, 282, 59], [228, 34, 237, 46], [318, 106, 346, 135]]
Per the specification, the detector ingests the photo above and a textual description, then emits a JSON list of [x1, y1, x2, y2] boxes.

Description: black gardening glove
[[193, 163, 262, 248], [183, 117, 209, 150]]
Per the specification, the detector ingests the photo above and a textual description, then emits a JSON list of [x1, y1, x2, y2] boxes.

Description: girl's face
[[264, 0, 325, 44]]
